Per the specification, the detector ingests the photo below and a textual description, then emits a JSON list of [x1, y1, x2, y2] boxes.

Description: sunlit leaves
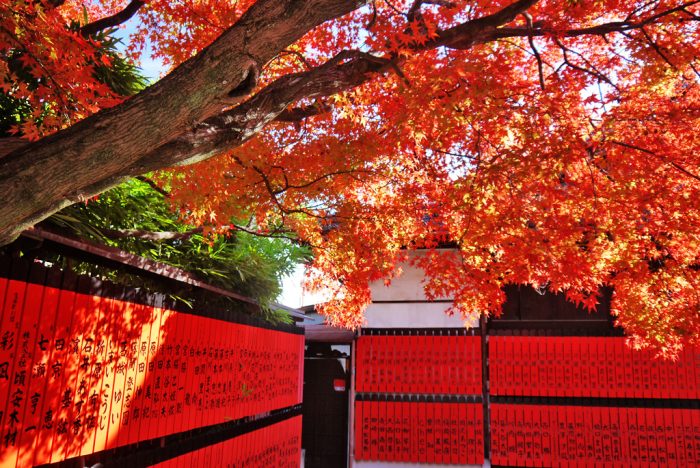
[[4, 0, 700, 353]]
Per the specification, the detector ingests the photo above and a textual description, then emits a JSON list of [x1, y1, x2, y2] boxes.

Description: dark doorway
[[302, 343, 350, 468]]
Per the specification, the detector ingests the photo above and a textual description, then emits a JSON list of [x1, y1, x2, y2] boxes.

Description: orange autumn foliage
[[2, 0, 700, 354]]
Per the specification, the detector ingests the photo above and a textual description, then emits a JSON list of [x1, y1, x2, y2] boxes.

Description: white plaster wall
[[363, 249, 480, 329], [364, 302, 478, 329], [369, 249, 458, 302]]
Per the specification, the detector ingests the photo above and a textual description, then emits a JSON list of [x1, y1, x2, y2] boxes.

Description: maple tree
[[1, 0, 699, 353]]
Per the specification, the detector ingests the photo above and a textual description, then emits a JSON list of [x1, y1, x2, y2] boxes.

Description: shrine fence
[[0, 244, 304, 467], [353, 327, 700, 466]]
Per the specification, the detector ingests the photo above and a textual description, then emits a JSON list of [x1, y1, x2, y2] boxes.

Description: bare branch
[[553, 37, 619, 91], [522, 12, 545, 90], [134, 175, 170, 197], [427, 0, 541, 49], [490, 0, 700, 41], [99, 226, 203, 241], [407, 0, 456, 22], [80, 0, 145, 37], [640, 27, 677, 70], [611, 140, 700, 183]]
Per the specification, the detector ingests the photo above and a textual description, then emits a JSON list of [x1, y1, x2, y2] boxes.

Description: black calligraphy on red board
[[489, 337, 700, 398], [355, 334, 482, 395], [0, 277, 303, 466], [354, 400, 484, 465], [491, 404, 700, 466], [150, 415, 302, 468]]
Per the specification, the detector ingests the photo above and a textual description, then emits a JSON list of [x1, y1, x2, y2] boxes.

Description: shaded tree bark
[[0, 0, 689, 246], [0, 0, 367, 245]]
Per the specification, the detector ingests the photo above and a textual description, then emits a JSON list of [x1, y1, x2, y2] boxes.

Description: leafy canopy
[[2, 0, 700, 353], [0, 23, 308, 322], [45, 179, 309, 312]]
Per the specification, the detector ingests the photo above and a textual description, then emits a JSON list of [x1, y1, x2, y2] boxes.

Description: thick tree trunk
[[1, 0, 648, 246], [0, 0, 365, 245]]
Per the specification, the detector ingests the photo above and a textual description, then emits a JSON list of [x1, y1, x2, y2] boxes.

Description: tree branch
[[0, 0, 368, 245], [522, 12, 545, 90], [80, 0, 146, 37], [135, 175, 170, 197], [275, 102, 332, 122], [425, 0, 540, 49], [1, 0, 696, 246], [489, 0, 700, 41], [611, 140, 700, 183], [124, 49, 395, 171], [99, 226, 203, 241], [407, 0, 456, 22]]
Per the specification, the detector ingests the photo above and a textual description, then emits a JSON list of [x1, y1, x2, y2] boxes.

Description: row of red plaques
[[0, 278, 303, 467], [150, 415, 302, 468], [355, 335, 482, 395], [491, 404, 700, 467], [354, 400, 484, 465], [490, 336, 700, 398]]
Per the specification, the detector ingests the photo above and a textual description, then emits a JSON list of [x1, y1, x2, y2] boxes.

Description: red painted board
[[489, 337, 500, 395], [61, 290, 106, 461], [356, 337, 367, 393], [604, 405, 615, 466], [489, 404, 502, 465], [554, 338, 565, 397], [147, 303, 167, 442], [168, 311, 185, 436], [531, 338, 541, 396], [474, 403, 483, 465], [402, 399, 411, 463], [180, 313, 197, 432], [377, 333, 386, 394], [102, 297, 133, 450], [571, 337, 581, 398], [4, 279, 46, 468], [25, 277, 67, 466], [539, 405, 549, 466], [613, 339, 624, 398], [425, 400, 435, 464], [639, 407, 651, 465], [133, 300, 155, 442], [455, 401, 466, 465], [682, 348, 694, 399], [691, 408, 700, 464], [545, 338, 555, 397], [118, 300, 143, 447], [506, 404, 517, 467], [532, 404, 542, 466], [16, 281, 60, 468], [31, 277, 77, 466], [592, 337, 603, 397], [504, 338, 513, 396], [0, 277, 31, 467], [88, 294, 118, 454], [95, 295, 129, 453], [668, 347, 682, 400], [662, 408, 675, 466], [366, 400, 375, 461], [354, 401, 364, 460]]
